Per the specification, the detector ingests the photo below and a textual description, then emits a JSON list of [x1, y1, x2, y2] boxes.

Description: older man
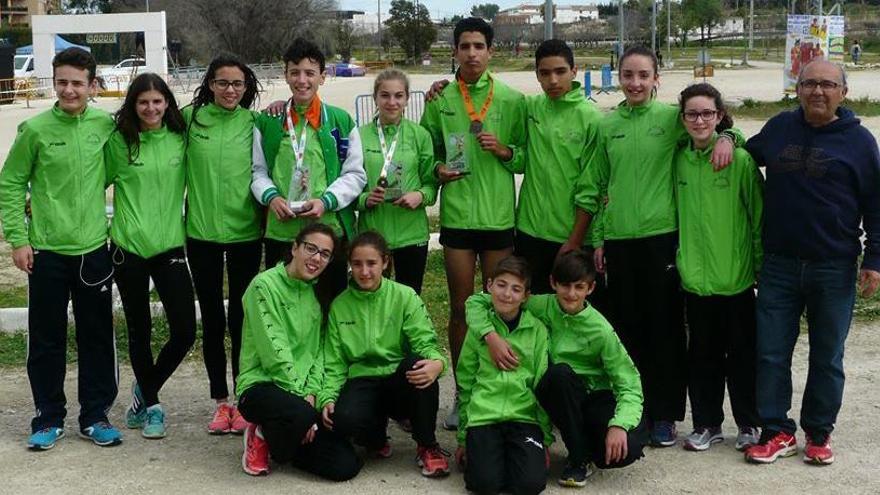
[[743, 60, 880, 465]]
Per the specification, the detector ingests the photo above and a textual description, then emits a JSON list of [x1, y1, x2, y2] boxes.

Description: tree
[[682, 0, 724, 42], [385, 0, 437, 63], [62, 0, 112, 13], [335, 21, 356, 62], [470, 3, 500, 20]]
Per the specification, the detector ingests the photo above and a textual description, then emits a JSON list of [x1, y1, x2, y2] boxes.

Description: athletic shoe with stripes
[[28, 427, 65, 451], [745, 430, 797, 464], [242, 423, 269, 476], [683, 427, 723, 451], [803, 434, 834, 465]]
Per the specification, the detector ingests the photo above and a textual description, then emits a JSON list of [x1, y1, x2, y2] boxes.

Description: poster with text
[[784, 15, 845, 93]]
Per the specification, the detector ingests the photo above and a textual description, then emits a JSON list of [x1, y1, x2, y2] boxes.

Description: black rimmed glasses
[[301, 241, 333, 262], [682, 110, 719, 122]]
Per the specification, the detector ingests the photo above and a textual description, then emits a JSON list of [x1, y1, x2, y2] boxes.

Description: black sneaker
[[557, 461, 593, 488]]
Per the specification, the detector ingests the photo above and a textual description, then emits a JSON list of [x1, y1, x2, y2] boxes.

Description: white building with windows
[[494, 3, 599, 26]]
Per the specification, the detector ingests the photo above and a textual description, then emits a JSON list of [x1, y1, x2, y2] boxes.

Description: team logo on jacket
[[169, 157, 183, 168], [713, 176, 730, 188], [191, 132, 210, 141], [48, 141, 67, 147], [647, 126, 666, 136], [610, 133, 626, 140], [86, 133, 102, 145], [337, 320, 356, 326]]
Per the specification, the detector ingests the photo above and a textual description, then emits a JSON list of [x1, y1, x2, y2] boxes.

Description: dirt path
[[1, 321, 878, 494]]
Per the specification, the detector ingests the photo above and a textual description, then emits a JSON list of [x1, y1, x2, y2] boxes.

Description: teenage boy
[[0, 47, 121, 450], [457, 256, 551, 495], [515, 39, 605, 301], [468, 250, 646, 487], [420, 16, 527, 430], [251, 37, 366, 310]]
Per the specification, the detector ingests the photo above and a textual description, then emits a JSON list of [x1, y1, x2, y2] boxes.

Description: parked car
[[334, 63, 366, 77], [98, 58, 145, 81], [14, 54, 34, 78]]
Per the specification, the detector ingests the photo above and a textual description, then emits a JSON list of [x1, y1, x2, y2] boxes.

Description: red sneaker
[[242, 423, 270, 476], [230, 406, 249, 435], [744, 431, 797, 464], [416, 445, 451, 478], [803, 434, 834, 465], [208, 403, 233, 435], [373, 441, 393, 459]]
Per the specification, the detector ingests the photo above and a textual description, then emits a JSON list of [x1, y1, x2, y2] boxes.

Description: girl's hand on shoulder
[[710, 135, 734, 171], [405, 359, 443, 388]]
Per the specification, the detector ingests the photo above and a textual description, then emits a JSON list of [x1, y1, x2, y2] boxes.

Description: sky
[[338, 0, 606, 22]]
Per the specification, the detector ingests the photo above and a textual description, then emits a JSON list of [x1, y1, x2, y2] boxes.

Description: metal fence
[[354, 90, 427, 127]]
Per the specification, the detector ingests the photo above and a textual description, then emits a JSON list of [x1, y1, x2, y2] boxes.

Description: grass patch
[[731, 96, 880, 120], [0, 285, 27, 308]]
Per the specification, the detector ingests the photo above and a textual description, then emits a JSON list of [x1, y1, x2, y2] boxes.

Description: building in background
[[1, 0, 60, 26], [495, 3, 599, 26]]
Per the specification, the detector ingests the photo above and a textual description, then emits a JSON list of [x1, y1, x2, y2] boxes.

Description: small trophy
[[380, 162, 404, 202], [446, 132, 470, 175], [288, 168, 310, 213]]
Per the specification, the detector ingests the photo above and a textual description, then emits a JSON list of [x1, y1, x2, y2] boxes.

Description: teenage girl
[[579, 45, 738, 446], [354, 69, 437, 294], [319, 231, 450, 478], [107, 73, 196, 439], [675, 83, 763, 453], [183, 56, 263, 435]]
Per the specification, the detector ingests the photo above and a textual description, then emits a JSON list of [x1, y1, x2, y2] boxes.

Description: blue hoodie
[[746, 106, 880, 271]]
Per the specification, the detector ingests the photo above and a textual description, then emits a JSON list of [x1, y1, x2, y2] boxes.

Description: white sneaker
[[735, 426, 760, 451], [683, 427, 723, 451]]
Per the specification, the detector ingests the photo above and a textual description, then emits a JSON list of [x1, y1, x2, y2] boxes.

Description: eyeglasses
[[300, 241, 333, 262], [682, 110, 719, 122], [211, 79, 246, 91], [798, 79, 842, 91]]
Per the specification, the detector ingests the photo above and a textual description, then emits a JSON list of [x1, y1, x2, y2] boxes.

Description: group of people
[[2, 15, 879, 493]]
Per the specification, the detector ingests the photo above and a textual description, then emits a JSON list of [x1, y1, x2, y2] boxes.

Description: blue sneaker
[[125, 381, 147, 429], [651, 420, 678, 447], [79, 421, 123, 447], [27, 427, 65, 451], [142, 405, 167, 439]]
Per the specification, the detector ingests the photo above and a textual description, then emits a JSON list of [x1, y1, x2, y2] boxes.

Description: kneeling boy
[[457, 256, 551, 495], [468, 250, 647, 488]]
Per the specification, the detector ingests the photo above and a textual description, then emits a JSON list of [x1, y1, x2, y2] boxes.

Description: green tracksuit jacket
[[467, 293, 643, 431], [420, 71, 527, 231], [320, 278, 448, 407], [0, 105, 114, 255], [517, 82, 605, 246], [578, 99, 745, 241], [457, 293, 552, 446], [252, 103, 360, 242], [105, 127, 186, 258], [675, 140, 764, 296], [183, 103, 262, 243], [236, 263, 324, 399], [355, 118, 438, 250]]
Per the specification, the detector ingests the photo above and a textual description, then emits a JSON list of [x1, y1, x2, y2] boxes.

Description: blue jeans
[[755, 254, 857, 437]]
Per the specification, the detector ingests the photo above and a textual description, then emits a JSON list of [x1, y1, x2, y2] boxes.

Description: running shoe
[[650, 420, 677, 447], [79, 421, 123, 447], [142, 404, 167, 439], [208, 403, 233, 435], [683, 426, 723, 451], [416, 444, 451, 478], [242, 423, 269, 476], [735, 426, 760, 451], [744, 430, 797, 464], [373, 440, 393, 459], [27, 427, 64, 451], [557, 461, 594, 488], [230, 406, 249, 435], [803, 433, 834, 465]]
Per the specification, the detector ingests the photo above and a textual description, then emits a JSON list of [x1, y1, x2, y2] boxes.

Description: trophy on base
[[380, 162, 404, 202], [288, 168, 311, 213], [446, 132, 470, 175]]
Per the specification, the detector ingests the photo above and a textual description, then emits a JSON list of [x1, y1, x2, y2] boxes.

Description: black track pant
[[238, 383, 362, 481], [465, 421, 547, 495], [186, 237, 261, 399], [604, 232, 687, 422], [536, 363, 647, 467], [331, 356, 440, 449], [263, 236, 348, 315], [686, 289, 760, 429], [112, 245, 196, 407], [389, 243, 429, 295], [27, 246, 117, 432]]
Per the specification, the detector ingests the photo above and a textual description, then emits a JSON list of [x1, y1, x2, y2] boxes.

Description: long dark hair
[[114, 73, 185, 162], [188, 55, 260, 127], [678, 82, 733, 132]]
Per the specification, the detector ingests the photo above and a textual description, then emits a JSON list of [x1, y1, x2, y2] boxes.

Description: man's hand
[[476, 132, 512, 161], [365, 187, 386, 209], [710, 135, 735, 171], [593, 246, 606, 274], [269, 196, 295, 221], [436, 164, 466, 185], [557, 240, 579, 259], [405, 359, 443, 389], [393, 191, 424, 210], [297, 199, 325, 218], [859, 269, 880, 298], [305, 394, 316, 408], [12, 245, 33, 274], [301, 423, 318, 445], [485, 331, 519, 370], [605, 426, 628, 466], [455, 446, 466, 469], [426, 79, 451, 101], [321, 402, 335, 430], [264, 99, 286, 117]]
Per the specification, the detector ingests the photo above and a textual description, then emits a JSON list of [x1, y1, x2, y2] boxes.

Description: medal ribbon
[[285, 100, 309, 201], [457, 74, 494, 127], [376, 119, 400, 180]]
